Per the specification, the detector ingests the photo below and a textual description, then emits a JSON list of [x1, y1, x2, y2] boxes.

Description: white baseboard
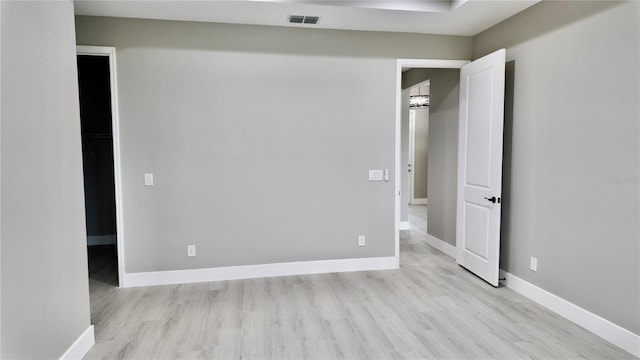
[[424, 233, 456, 258], [399, 221, 411, 230], [411, 198, 428, 205], [59, 325, 94, 360], [500, 270, 640, 358], [87, 234, 116, 246], [122, 256, 398, 288]]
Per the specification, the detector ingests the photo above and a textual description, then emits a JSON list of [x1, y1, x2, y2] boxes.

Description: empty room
[[1, 0, 638, 359]]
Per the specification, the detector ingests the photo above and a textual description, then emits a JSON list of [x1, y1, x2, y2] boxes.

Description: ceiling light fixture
[[409, 95, 429, 108]]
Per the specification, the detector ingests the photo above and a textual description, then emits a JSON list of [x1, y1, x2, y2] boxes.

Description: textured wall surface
[[475, 0, 640, 334], [76, 16, 472, 273], [1, 1, 92, 357]]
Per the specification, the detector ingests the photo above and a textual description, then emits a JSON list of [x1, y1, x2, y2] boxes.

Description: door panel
[[463, 203, 490, 258], [456, 49, 506, 287], [465, 69, 494, 187]]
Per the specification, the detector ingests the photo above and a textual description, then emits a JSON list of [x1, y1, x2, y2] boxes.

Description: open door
[[456, 49, 506, 287]]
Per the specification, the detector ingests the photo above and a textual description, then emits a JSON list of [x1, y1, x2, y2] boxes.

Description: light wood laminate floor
[[84, 205, 635, 359]]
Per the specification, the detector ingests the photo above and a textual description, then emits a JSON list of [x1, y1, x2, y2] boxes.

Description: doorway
[[408, 79, 430, 206], [406, 79, 431, 255], [395, 52, 507, 287], [77, 46, 124, 287], [394, 59, 468, 265]]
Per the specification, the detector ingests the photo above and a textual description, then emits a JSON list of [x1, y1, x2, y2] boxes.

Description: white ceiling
[[74, 0, 540, 36]]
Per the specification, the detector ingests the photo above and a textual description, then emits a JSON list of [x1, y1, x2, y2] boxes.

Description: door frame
[[77, 45, 125, 287], [394, 59, 469, 266]]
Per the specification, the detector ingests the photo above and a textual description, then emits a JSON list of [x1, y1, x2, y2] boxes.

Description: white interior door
[[456, 49, 506, 287]]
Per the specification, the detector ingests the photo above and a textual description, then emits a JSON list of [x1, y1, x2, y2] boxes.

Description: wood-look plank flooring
[[84, 205, 635, 359]]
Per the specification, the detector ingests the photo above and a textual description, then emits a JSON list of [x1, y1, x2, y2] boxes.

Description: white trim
[[87, 234, 116, 246], [121, 256, 397, 288], [398, 59, 469, 71], [424, 233, 456, 258], [500, 270, 640, 357], [395, 59, 469, 269], [394, 61, 402, 268], [59, 325, 95, 360], [399, 221, 411, 230], [77, 46, 125, 287], [0, 3, 3, 353], [411, 198, 428, 205]]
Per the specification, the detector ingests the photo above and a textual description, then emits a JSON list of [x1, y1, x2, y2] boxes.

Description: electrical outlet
[[187, 245, 196, 257], [144, 173, 154, 186], [530, 256, 537, 272], [358, 235, 366, 247]]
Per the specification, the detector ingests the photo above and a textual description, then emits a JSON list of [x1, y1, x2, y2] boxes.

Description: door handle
[[484, 196, 501, 204]]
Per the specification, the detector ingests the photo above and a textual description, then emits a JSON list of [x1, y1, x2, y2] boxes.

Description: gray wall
[[403, 69, 460, 246], [1, 1, 92, 358], [474, 0, 640, 334], [75, 16, 472, 273], [413, 108, 429, 199]]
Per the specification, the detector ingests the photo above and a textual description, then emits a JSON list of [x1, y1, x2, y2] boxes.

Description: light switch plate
[[144, 173, 154, 186], [368, 170, 384, 181]]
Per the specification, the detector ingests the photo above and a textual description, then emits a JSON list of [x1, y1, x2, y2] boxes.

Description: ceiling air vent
[[288, 15, 320, 25]]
